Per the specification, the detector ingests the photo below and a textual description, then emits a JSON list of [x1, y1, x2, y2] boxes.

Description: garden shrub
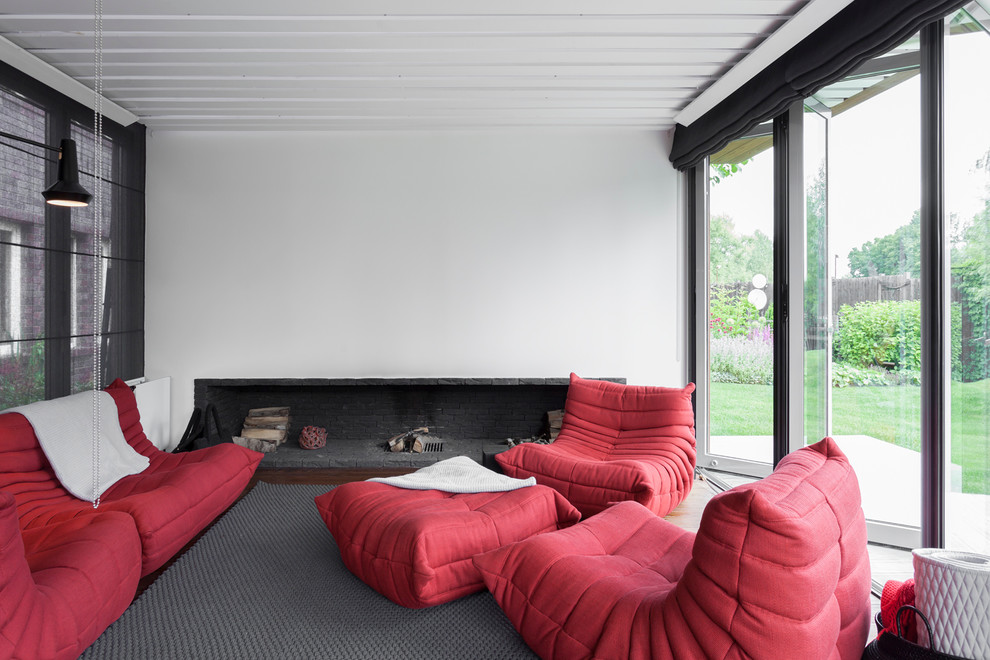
[[833, 298, 964, 380], [710, 334, 772, 385], [953, 262, 990, 382], [885, 368, 922, 386], [831, 362, 898, 388], [709, 287, 772, 339], [834, 300, 922, 371], [0, 342, 45, 409]]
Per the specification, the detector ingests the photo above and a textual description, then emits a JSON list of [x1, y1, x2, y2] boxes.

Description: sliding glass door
[[699, 122, 775, 477], [697, 35, 929, 548], [691, 4, 990, 588], [818, 35, 924, 548]]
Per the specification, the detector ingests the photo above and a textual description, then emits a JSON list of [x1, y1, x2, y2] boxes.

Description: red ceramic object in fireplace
[[299, 425, 327, 450]]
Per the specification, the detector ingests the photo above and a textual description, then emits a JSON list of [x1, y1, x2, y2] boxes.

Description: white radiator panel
[[133, 377, 171, 450]]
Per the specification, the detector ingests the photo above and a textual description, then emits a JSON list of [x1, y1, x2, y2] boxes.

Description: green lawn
[[710, 380, 990, 495]]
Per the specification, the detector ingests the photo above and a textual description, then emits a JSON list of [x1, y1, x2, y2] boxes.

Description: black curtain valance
[[669, 0, 968, 171]]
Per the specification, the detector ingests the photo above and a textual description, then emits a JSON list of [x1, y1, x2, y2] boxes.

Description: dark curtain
[[669, 0, 968, 170], [0, 60, 146, 398]]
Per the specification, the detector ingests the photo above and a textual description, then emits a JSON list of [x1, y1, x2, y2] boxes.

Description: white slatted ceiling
[[0, 0, 812, 131]]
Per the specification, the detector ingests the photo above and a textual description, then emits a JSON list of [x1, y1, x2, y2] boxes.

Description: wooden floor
[[250, 466, 416, 487]]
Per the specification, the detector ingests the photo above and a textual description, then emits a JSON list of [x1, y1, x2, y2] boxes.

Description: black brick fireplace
[[194, 377, 624, 468]]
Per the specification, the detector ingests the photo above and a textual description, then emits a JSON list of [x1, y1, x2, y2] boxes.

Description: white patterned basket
[[913, 548, 990, 660]]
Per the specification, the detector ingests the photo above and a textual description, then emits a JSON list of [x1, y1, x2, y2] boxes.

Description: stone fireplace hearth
[[194, 377, 624, 469]]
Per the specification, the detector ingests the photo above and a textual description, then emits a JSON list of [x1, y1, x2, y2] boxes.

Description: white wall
[[145, 129, 684, 446]]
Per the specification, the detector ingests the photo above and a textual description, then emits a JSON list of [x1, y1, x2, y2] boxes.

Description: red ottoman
[[314, 482, 581, 608]]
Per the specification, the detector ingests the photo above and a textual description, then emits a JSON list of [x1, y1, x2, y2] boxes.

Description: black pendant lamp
[[0, 131, 92, 208], [42, 138, 92, 207]]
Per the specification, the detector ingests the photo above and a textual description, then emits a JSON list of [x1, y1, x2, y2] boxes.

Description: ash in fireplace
[[384, 428, 444, 453], [505, 409, 563, 447], [505, 435, 552, 447]]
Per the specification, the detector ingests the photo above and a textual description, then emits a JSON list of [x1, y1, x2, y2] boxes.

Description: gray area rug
[[82, 482, 537, 659]]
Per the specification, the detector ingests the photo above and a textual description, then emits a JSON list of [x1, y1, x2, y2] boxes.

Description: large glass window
[[945, 3, 990, 556], [0, 88, 48, 407], [690, 1, 990, 608], [0, 63, 145, 409], [822, 34, 924, 552]]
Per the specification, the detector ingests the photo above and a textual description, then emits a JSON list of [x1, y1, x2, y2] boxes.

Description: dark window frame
[[687, 14, 953, 547], [0, 60, 146, 401]]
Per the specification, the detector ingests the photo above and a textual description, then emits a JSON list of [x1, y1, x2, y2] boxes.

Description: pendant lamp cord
[[91, 0, 104, 509]]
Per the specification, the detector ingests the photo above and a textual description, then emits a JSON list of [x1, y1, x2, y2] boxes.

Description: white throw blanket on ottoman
[[369, 455, 535, 493], [7, 390, 150, 502]]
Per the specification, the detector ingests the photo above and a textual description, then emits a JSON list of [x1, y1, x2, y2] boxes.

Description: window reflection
[[946, 3, 990, 556], [705, 123, 775, 471]]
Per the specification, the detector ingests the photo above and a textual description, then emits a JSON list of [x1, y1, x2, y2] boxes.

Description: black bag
[[172, 403, 230, 453], [862, 605, 970, 660], [172, 407, 203, 453]]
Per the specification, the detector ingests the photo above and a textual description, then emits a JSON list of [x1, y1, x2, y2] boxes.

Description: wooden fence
[[833, 275, 920, 314], [712, 275, 984, 377], [715, 275, 956, 316]]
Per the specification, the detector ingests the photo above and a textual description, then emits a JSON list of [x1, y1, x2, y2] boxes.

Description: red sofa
[[0, 380, 263, 659], [476, 437, 872, 660], [496, 374, 697, 517]]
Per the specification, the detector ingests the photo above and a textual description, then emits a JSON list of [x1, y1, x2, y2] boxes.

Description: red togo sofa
[[496, 374, 697, 517], [0, 379, 263, 659], [477, 437, 872, 660]]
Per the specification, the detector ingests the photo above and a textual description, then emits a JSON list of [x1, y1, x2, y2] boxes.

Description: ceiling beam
[[0, 1, 803, 18], [674, 0, 853, 126], [0, 35, 139, 126], [830, 68, 919, 116]]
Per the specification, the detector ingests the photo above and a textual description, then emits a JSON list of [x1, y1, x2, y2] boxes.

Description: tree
[[958, 149, 990, 303], [709, 214, 773, 285], [805, 163, 829, 341], [709, 214, 742, 284], [709, 159, 750, 184], [958, 204, 990, 296], [847, 211, 921, 277]]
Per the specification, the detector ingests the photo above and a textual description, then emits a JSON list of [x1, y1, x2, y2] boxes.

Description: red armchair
[[0, 492, 140, 660], [496, 373, 696, 517], [475, 437, 872, 660]]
